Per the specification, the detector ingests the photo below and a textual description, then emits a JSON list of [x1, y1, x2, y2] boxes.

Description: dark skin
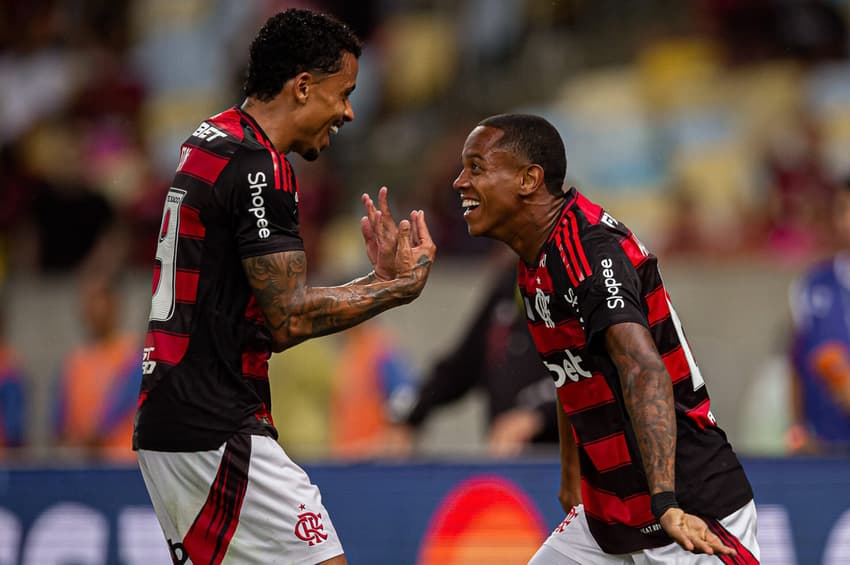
[[454, 125, 735, 557]]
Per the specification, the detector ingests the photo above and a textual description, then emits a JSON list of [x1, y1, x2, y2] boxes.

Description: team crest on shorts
[[295, 510, 328, 546]]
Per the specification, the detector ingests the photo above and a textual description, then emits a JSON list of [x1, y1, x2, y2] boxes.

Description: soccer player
[[452, 114, 759, 564], [133, 10, 435, 565]]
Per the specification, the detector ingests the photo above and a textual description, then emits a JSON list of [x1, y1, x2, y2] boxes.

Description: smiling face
[[291, 51, 358, 161], [452, 126, 529, 241]]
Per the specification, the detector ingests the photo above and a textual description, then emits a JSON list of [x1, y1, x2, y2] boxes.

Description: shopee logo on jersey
[[600, 257, 624, 309], [248, 171, 271, 239]]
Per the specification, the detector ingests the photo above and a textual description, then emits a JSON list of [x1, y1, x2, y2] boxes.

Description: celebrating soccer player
[[133, 10, 435, 565], [453, 114, 759, 564]]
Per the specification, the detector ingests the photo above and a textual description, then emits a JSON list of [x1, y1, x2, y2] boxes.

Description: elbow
[[268, 314, 310, 352]]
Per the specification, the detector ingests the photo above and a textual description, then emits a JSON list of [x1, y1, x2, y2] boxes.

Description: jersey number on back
[[149, 188, 186, 322]]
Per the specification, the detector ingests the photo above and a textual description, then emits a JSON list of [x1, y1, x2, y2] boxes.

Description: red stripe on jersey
[[645, 286, 670, 326], [208, 108, 245, 141], [151, 264, 161, 294], [242, 350, 269, 379], [175, 269, 200, 304], [238, 110, 283, 191], [583, 432, 632, 472], [244, 296, 264, 324], [145, 330, 189, 366], [254, 403, 275, 426], [582, 481, 654, 527], [557, 374, 616, 414], [178, 145, 229, 185], [575, 190, 604, 224], [555, 232, 580, 287], [686, 398, 715, 429], [528, 319, 586, 352], [183, 436, 249, 565], [566, 211, 592, 277], [662, 345, 691, 384], [559, 218, 586, 284], [620, 233, 650, 268], [179, 205, 205, 239]]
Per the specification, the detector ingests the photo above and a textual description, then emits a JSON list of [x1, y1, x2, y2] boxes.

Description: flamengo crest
[[294, 511, 328, 546]]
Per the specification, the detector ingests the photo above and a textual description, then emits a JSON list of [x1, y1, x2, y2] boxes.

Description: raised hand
[[659, 508, 737, 556], [360, 186, 399, 281], [396, 210, 436, 277]]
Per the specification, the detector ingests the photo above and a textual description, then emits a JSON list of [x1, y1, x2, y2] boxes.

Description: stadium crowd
[[1, 0, 850, 460]]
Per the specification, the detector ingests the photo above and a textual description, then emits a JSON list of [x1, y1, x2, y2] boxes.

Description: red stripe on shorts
[[183, 434, 251, 565], [707, 517, 759, 564]]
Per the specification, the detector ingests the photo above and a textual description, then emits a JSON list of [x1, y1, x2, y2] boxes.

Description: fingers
[[666, 513, 737, 557], [377, 186, 395, 223], [696, 528, 736, 556], [412, 210, 434, 247], [361, 192, 376, 218], [396, 219, 412, 271]]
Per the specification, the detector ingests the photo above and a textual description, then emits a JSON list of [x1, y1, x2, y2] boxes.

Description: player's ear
[[292, 72, 312, 104], [518, 164, 545, 196]]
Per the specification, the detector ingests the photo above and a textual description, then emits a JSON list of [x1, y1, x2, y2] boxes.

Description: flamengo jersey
[[134, 107, 303, 452], [518, 188, 752, 554]]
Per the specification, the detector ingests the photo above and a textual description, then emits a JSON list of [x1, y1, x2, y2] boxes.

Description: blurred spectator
[[12, 119, 120, 276], [761, 111, 839, 261], [787, 177, 850, 454], [268, 337, 337, 461], [53, 276, 141, 461], [329, 321, 417, 459], [0, 298, 26, 448], [396, 252, 559, 457]]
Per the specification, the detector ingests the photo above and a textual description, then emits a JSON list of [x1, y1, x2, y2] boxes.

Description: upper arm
[[605, 322, 667, 381], [242, 250, 307, 339]]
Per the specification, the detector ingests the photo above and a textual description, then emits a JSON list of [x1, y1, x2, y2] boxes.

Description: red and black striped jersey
[[518, 188, 752, 554], [134, 107, 303, 452]]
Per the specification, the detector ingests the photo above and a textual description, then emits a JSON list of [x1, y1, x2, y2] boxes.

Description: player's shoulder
[[183, 108, 266, 157]]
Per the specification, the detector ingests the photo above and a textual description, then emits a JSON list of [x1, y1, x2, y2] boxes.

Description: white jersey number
[[149, 188, 186, 322]]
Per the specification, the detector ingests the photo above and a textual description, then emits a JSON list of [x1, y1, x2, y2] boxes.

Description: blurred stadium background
[[1, 0, 850, 563]]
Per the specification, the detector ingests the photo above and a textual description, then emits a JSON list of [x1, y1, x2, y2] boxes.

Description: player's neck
[[240, 97, 295, 153], [513, 198, 564, 266]]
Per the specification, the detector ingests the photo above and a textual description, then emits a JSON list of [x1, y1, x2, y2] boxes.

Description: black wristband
[[650, 491, 679, 520]]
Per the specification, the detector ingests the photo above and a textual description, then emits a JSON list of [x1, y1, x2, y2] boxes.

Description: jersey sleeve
[[229, 148, 304, 258], [573, 229, 648, 350]]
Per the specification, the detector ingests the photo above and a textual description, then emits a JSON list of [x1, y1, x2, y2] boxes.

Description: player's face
[[293, 51, 358, 161], [453, 126, 527, 240]]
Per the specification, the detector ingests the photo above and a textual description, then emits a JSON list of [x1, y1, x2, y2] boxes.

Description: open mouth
[[329, 124, 339, 135], [461, 198, 480, 217]]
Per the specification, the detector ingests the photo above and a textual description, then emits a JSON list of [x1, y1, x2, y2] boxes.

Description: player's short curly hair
[[479, 114, 568, 197], [244, 9, 362, 101]]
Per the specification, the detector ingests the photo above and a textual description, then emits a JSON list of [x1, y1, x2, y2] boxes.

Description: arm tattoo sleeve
[[243, 251, 415, 351], [606, 322, 676, 494]]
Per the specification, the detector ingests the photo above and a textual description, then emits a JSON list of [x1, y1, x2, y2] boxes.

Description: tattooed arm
[[606, 321, 735, 556], [244, 212, 435, 352], [606, 321, 676, 496]]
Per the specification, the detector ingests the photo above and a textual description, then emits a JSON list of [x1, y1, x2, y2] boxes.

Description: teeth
[[330, 125, 339, 135], [461, 199, 480, 209]]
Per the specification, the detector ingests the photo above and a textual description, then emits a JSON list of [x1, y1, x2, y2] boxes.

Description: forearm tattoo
[[243, 251, 407, 348], [606, 322, 676, 494]]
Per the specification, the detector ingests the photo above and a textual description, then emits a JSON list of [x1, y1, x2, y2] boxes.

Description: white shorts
[[528, 501, 760, 564], [138, 434, 344, 565]]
